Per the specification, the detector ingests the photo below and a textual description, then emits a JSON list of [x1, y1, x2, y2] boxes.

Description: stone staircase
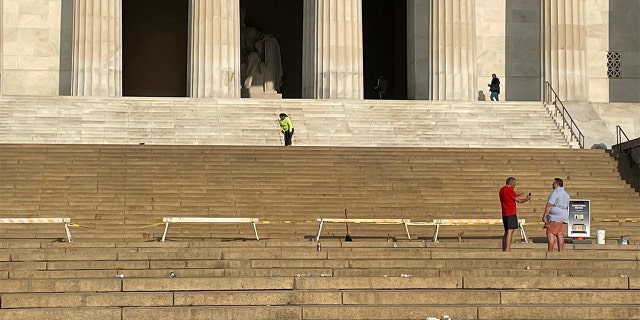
[[0, 96, 570, 148], [2, 98, 639, 319], [0, 145, 638, 241], [1, 241, 640, 320]]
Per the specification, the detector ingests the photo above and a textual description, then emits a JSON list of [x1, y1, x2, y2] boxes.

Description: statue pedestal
[[241, 87, 282, 99]]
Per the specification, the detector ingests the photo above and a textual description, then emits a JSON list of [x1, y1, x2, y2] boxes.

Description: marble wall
[[609, 0, 640, 102], [2, 0, 62, 95], [585, 0, 610, 103], [0, 2, 2, 93], [567, 102, 640, 148]]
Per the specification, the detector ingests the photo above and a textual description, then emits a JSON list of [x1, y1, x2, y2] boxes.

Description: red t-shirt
[[499, 185, 518, 216]]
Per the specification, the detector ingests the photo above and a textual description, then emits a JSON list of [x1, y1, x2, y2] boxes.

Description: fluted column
[[303, 0, 363, 99], [430, 0, 477, 101], [542, 0, 587, 101], [189, 0, 240, 98], [72, 0, 122, 96]]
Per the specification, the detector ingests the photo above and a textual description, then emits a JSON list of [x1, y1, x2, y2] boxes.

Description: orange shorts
[[546, 221, 566, 235]]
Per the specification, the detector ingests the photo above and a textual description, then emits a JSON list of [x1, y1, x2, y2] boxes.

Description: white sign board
[[568, 199, 590, 238]]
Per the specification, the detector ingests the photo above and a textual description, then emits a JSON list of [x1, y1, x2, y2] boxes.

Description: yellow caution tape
[[134, 222, 167, 228], [134, 220, 318, 228], [256, 220, 316, 224], [66, 223, 95, 229], [594, 218, 640, 223], [522, 221, 546, 225]]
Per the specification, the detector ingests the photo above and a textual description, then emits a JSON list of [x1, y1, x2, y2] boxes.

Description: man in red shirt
[[499, 177, 531, 251]]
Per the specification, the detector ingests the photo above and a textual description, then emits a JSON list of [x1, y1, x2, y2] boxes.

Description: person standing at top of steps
[[499, 177, 531, 251], [374, 75, 389, 99], [542, 178, 570, 252], [488, 74, 500, 101], [278, 113, 294, 146]]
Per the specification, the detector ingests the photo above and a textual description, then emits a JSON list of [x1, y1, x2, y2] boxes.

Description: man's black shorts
[[502, 215, 519, 230]]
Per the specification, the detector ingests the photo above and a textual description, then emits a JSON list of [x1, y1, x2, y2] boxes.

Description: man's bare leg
[[556, 233, 565, 252], [547, 232, 556, 252], [502, 229, 514, 251]]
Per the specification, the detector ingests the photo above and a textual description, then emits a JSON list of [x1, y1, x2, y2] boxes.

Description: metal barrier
[[161, 217, 260, 242], [411, 218, 528, 243], [0, 217, 73, 242], [315, 218, 411, 241]]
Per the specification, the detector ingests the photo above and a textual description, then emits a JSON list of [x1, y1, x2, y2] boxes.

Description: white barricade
[[161, 217, 260, 242], [0, 218, 73, 242], [315, 218, 411, 241], [412, 218, 527, 243]]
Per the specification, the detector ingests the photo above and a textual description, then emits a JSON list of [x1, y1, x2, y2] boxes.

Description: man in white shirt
[[542, 178, 570, 252]]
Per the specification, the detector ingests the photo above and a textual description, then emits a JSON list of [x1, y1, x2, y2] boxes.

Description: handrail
[[542, 81, 585, 148], [616, 125, 631, 152], [615, 125, 638, 170]]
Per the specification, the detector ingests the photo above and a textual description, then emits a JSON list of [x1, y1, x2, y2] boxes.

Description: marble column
[[189, 0, 240, 98], [303, 0, 364, 99], [430, 0, 477, 101], [72, 0, 122, 96], [542, 0, 587, 101]]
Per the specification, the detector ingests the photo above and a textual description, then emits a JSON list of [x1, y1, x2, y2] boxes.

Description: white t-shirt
[[547, 187, 570, 223]]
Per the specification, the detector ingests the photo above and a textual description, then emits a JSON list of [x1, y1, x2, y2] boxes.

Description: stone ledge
[[478, 306, 640, 320], [122, 277, 294, 291], [122, 306, 301, 320], [0, 308, 122, 320], [0, 279, 122, 293], [463, 276, 629, 289], [293, 277, 463, 290]]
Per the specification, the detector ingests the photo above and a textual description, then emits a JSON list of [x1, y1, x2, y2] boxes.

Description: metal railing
[[616, 125, 631, 152], [615, 125, 637, 170], [543, 81, 584, 148]]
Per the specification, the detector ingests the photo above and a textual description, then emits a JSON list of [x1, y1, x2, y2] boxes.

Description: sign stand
[[568, 199, 591, 244]]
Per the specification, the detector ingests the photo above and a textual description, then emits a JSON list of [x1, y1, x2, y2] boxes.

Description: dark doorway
[[240, 0, 303, 98], [363, 0, 407, 100], [123, 0, 189, 97]]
